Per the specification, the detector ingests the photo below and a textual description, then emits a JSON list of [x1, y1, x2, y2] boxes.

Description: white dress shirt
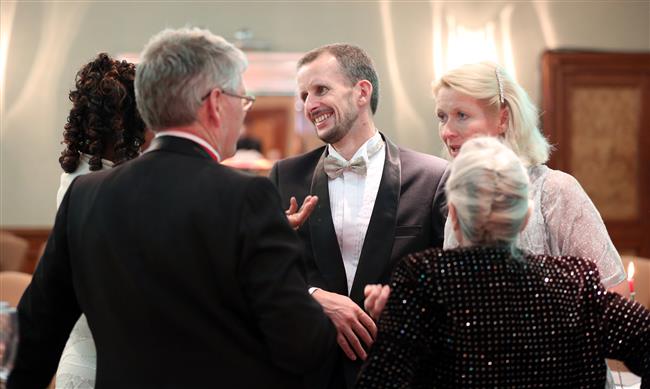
[[327, 131, 385, 294]]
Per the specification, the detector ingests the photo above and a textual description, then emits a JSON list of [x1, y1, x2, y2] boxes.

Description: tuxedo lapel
[[308, 150, 349, 296], [348, 135, 401, 305]]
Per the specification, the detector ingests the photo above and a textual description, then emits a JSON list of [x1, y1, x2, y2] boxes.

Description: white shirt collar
[[327, 130, 382, 162], [154, 130, 222, 162], [79, 153, 114, 169]]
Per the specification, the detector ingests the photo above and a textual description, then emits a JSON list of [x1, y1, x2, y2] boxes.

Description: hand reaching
[[312, 289, 376, 361], [285, 195, 318, 230], [364, 284, 390, 321]]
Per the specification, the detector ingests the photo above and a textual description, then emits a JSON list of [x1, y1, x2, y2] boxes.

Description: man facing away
[[269, 44, 448, 389], [9, 27, 334, 389]]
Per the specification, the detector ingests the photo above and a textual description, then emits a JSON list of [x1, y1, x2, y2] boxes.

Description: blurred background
[[1, 1, 649, 271]]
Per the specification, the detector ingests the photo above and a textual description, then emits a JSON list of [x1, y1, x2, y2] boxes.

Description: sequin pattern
[[356, 246, 650, 388]]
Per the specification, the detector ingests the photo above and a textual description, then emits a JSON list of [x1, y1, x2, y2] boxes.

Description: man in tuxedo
[[9, 28, 334, 389], [269, 44, 448, 389]]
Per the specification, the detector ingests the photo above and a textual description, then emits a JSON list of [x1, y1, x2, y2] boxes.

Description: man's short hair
[[298, 43, 379, 115], [135, 27, 247, 131]]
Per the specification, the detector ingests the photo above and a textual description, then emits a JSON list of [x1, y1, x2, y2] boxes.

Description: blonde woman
[[433, 61, 625, 291]]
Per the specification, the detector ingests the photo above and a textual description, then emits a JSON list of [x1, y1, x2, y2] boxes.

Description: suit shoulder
[[70, 166, 115, 191], [208, 162, 267, 184], [271, 146, 326, 182], [198, 165, 281, 206], [274, 146, 326, 169], [398, 148, 448, 183]]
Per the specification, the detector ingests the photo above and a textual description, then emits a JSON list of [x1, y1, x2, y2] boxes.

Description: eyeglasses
[[202, 88, 256, 111]]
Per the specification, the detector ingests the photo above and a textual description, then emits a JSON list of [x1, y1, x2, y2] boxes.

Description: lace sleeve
[[540, 170, 625, 287]]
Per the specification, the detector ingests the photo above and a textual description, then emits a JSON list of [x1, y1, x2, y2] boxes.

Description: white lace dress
[[55, 154, 113, 389], [444, 164, 626, 288]]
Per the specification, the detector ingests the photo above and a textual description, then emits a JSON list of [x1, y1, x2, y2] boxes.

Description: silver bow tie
[[324, 155, 367, 179], [323, 139, 385, 179]]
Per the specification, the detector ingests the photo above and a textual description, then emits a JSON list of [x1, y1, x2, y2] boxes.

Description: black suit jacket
[[269, 134, 448, 388], [9, 136, 335, 389]]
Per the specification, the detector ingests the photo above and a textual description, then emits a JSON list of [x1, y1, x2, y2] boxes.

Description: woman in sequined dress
[[55, 53, 148, 389], [433, 62, 626, 293], [357, 137, 649, 388]]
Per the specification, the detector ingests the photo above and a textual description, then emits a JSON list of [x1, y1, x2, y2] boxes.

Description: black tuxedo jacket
[[269, 134, 448, 388], [9, 136, 334, 389]]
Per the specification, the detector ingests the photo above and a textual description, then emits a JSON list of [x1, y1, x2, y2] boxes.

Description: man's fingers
[[285, 196, 298, 215], [298, 195, 312, 210], [336, 332, 357, 361], [286, 196, 318, 229], [358, 310, 378, 339], [342, 327, 367, 361], [351, 320, 374, 348], [295, 196, 318, 224]]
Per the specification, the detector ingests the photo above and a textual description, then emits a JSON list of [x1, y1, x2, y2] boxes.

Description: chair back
[[0, 231, 29, 272], [0, 271, 32, 307]]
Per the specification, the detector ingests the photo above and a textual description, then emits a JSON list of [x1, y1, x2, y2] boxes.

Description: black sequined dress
[[357, 246, 649, 388]]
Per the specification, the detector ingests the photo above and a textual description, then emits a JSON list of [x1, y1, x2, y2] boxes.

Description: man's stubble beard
[[317, 99, 359, 145]]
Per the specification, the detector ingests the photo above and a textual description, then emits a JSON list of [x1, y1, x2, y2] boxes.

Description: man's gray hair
[[135, 27, 247, 131], [446, 136, 530, 249]]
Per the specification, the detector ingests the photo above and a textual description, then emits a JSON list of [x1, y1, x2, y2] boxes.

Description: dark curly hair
[[59, 53, 146, 173]]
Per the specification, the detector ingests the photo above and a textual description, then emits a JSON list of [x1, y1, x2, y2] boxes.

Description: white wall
[[1, 1, 648, 226]]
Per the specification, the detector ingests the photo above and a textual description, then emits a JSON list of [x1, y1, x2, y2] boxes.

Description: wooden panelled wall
[[542, 51, 650, 257]]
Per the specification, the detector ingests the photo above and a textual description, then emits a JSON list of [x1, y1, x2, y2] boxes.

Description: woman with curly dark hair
[[54, 53, 148, 388], [55, 52, 148, 206]]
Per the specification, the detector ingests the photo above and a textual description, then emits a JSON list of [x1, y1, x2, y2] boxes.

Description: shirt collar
[[79, 153, 114, 169], [327, 130, 383, 162], [155, 130, 222, 162]]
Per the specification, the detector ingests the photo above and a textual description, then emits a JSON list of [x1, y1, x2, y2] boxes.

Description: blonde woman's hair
[[433, 62, 551, 166], [446, 136, 530, 249]]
